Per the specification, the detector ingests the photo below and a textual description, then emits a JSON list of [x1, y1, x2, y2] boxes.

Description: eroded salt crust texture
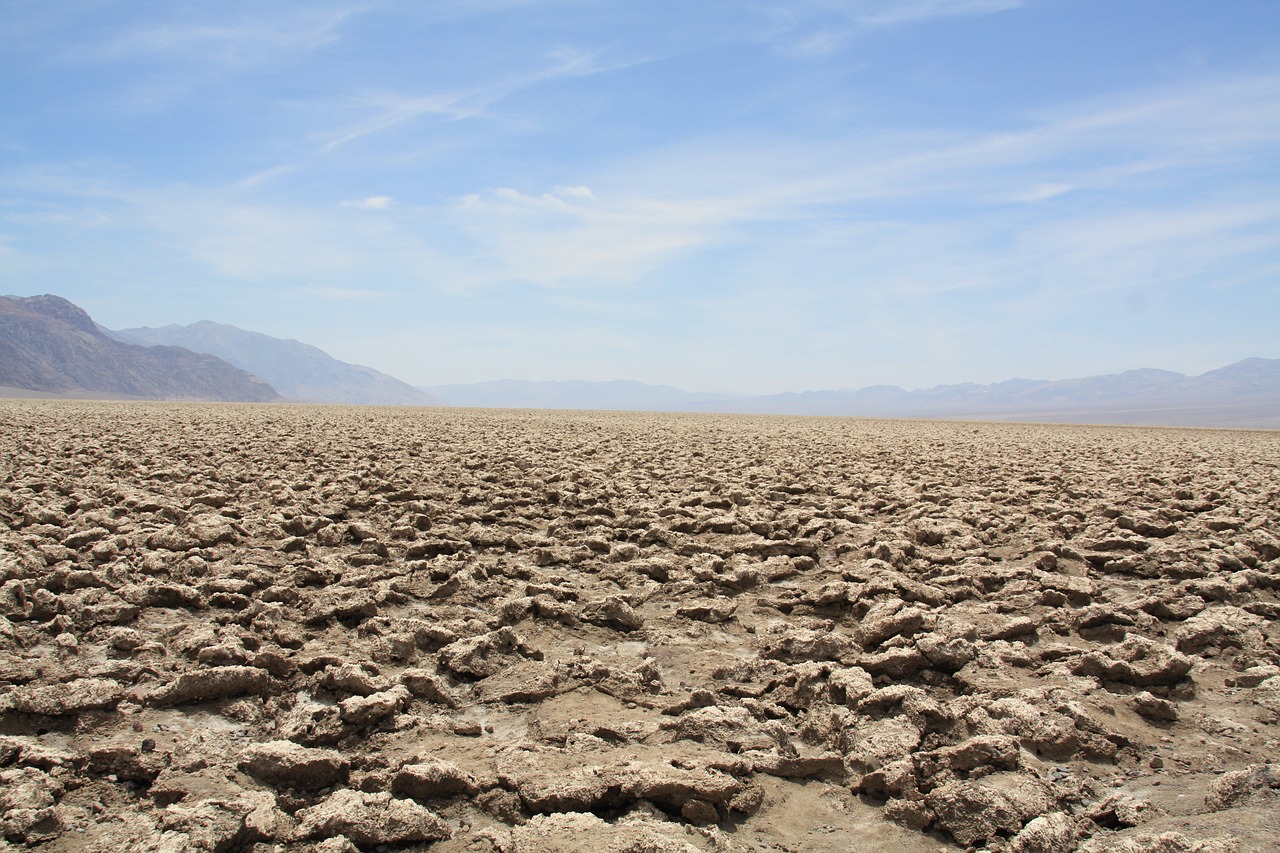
[[1, 401, 1278, 852]]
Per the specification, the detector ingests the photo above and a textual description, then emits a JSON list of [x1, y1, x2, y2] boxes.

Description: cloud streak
[[320, 47, 639, 151], [4, 2, 1278, 390]]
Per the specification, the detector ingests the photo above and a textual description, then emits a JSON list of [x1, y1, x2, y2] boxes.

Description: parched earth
[[1, 401, 1279, 853]]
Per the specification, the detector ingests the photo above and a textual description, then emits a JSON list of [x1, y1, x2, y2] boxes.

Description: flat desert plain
[[2, 401, 1279, 853]]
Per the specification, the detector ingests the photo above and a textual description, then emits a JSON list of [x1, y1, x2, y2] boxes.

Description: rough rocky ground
[[1, 400, 1278, 853]]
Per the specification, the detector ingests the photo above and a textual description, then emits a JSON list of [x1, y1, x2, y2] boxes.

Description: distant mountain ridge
[[5, 293, 1273, 426], [423, 359, 1280, 429], [422, 379, 748, 412], [0, 295, 279, 402], [111, 321, 444, 407]]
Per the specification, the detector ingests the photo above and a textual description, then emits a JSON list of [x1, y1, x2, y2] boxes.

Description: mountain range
[[0, 294, 278, 402], [111, 321, 443, 407], [1, 293, 1275, 427], [422, 361, 1280, 429]]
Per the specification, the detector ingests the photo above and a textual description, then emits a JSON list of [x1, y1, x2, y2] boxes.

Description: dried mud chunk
[[1203, 763, 1280, 811], [761, 629, 857, 663], [509, 812, 702, 852], [318, 662, 392, 697], [404, 537, 470, 559], [924, 774, 1056, 846], [0, 766, 64, 843], [1131, 691, 1178, 723], [87, 745, 166, 783], [661, 705, 760, 748], [185, 513, 239, 547], [975, 696, 1058, 750], [147, 525, 201, 551], [296, 789, 452, 846], [622, 760, 746, 808], [1174, 606, 1265, 653], [754, 751, 846, 779], [916, 632, 978, 671], [438, 627, 541, 678], [975, 613, 1042, 641], [1080, 831, 1239, 853], [1252, 675, 1280, 717], [1086, 791, 1160, 828], [856, 600, 925, 648], [120, 581, 205, 609], [159, 798, 253, 851], [675, 599, 736, 623], [478, 660, 578, 703], [1117, 516, 1178, 538], [827, 664, 875, 706], [0, 581, 29, 618], [858, 647, 926, 677], [846, 717, 922, 775], [1071, 636, 1193, 688], [237, 741, 350, 789], [399, 669, 460, 706], [338, 685, 411, 726], [579, 595, 644, 632], [1226, 665, 1280, 689], [61, 526, 111, 549], [514, 765, 616, 813], [0, 676, 124, 715], [392, 759, 480, 800], [1009, 812, 1082, 853], [914, 734, 1023, 783], [0, 736, 78, 770], [145, 665, 272, 706], [305, 586, 378, 625]]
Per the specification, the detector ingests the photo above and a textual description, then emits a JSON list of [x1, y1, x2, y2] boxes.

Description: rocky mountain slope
[[0, 295, 279, 402], [112, 321, 443, 407]]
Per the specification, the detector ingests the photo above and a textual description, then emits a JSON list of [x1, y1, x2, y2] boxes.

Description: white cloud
[[852, 0, 1025, 27], [76, 6, 357, 67], [341, 196, 393, 209], [7, 67, 1278, 386], [319, 47, 639, 151], [769, 0, 1024, 55], [296, 285, 387, 301]]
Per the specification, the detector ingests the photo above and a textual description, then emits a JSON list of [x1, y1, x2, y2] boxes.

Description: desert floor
[[1, 401, 1278, 853]]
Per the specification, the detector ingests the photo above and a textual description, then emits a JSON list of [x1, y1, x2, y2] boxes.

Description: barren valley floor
[[1, 401, 1278, 852]]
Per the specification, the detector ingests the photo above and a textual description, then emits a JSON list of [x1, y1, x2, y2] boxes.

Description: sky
[[3, 0, 1279, 395]]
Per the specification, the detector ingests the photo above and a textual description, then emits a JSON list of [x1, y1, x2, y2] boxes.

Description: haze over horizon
[[3, 1, 1279, 396]]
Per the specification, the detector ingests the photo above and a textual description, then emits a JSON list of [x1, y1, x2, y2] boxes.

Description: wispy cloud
[[770, 0, 1024, 56], [341, 195, 393, 209], [320, 47, 632, 151], [6, 58, 1278, 388], [295, 285, 388, 301], [853, 0, 1025, 27], [409, 71, 1280, 302], [58, 5, 358, 68]]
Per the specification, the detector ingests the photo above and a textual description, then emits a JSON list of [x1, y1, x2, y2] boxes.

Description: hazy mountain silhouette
[[424, 360, 1280, 428], [112, 321, 444, 407], [422, 379, 747, 412], [6, 293, 1272, 426], [0, 294, 279, 402]]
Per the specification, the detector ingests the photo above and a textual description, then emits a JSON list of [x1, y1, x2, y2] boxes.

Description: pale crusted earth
[[2, 401, 1279, 853]]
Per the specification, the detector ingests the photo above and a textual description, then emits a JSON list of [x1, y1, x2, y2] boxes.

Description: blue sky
[[3, 0, 1279, 394]]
